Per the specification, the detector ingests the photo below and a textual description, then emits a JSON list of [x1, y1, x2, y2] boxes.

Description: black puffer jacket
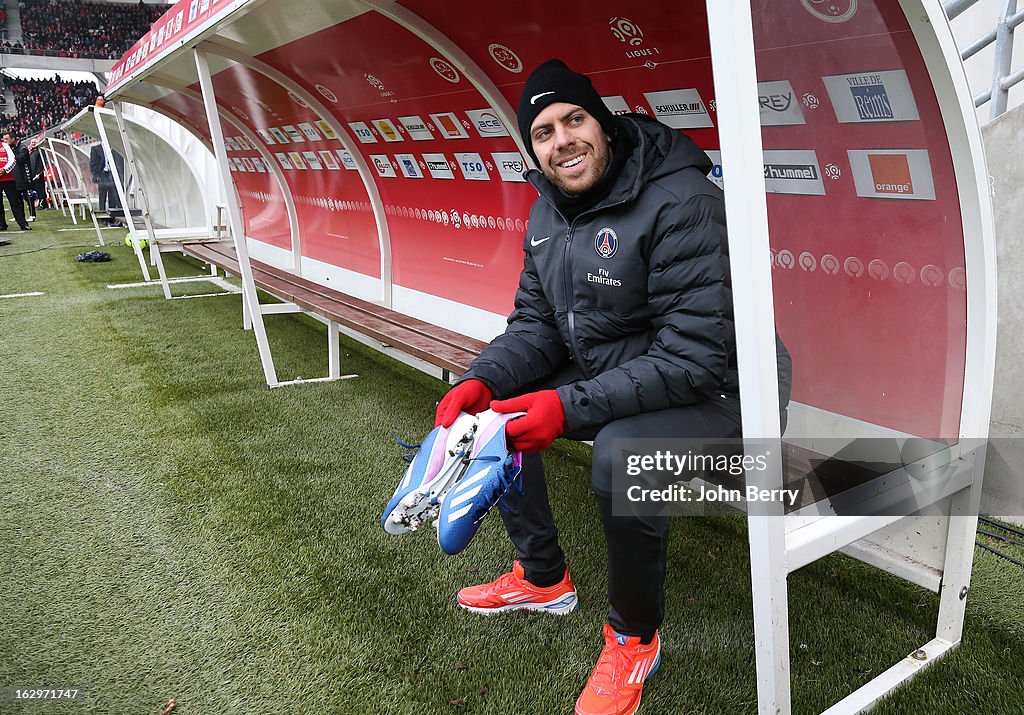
[[11, 141, 31, 189], [464, 116, 787, 431]]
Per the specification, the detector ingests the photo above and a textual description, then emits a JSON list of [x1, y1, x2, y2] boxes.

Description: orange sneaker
[[456, 560, 578, 615], [574, 625, 661, 715]]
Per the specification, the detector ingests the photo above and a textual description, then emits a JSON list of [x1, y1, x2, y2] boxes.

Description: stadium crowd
[[4, 76, 98, 138], [19, 0, 164, 59]]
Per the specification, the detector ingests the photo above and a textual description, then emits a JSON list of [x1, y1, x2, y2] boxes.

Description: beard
[[542, 141, 612, 196]]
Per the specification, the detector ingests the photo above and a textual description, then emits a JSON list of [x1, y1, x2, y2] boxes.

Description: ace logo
[[867, 154, 913, 195]]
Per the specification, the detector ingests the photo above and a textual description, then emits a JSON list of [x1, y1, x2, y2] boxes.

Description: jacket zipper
[[561, 200, 628, 380], [528, 170, 629, 381]]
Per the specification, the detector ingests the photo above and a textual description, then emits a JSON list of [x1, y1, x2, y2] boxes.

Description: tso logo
[[609, 17, 643, 46], [430, 58, 461, 84], [488, 43, 523, 73], [801, 0, 857, 23], [595, 227, 618, 259]]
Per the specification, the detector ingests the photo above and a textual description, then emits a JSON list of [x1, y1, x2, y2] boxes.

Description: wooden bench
[[180, 240, 487, 379], [179, 240, 928, 517]]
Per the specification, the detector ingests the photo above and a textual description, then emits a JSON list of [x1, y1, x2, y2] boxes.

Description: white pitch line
[[0, 291, 45, 299], [106, 275, 241, 293], [59, 227, 120, 232], [168, 291, 236, 300]]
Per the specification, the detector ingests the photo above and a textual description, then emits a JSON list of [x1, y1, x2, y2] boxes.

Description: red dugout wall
[[105, 0, 968, 439]]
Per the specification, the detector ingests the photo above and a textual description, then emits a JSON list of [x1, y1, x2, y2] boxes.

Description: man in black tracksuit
[[435, 60, 791, 715], [4, 133, 35, 221]]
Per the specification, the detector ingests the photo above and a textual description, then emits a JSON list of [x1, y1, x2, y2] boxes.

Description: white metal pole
[[37, 145, 60, 216], [202, 43, 390, 301], [706, 2, 790, 715], [46, 138, 74, 222], [112, 103, 171, 298], [94, 108, 150, 281], [989, 0, 1019, 120], [194, 47, 279, 387]]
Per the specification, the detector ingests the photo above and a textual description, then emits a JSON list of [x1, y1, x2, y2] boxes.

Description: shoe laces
[[486, 568, 528, 595], [464, 455, 522, 520], [589, 640, 639, 696], [389, 432, 421, 464]]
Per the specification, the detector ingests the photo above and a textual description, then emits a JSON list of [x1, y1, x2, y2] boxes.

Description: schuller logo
[[643, 89, 714, 129], [822, 70, 919, 123], [762, 150, 826, 196], [757, 80, 805, 126], [848, 149, 935, 200]]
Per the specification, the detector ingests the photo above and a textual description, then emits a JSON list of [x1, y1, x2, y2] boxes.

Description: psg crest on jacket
[[595, 227, 618, 259]]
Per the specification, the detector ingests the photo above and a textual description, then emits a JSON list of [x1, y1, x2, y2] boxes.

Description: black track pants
[[495, 364, 743, 640]]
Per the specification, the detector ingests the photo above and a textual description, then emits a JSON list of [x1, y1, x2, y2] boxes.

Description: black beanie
[[517, 59, 617, 165]]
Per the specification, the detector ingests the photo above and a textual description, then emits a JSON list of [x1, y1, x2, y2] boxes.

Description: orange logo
[[378, 121, 398, 141], [437, 114, 460, 136], [868, 153, 913, 195]]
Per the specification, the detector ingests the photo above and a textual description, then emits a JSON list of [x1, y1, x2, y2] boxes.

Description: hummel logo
[[530, 91, 556, 105], [530, 235, 551, 247]]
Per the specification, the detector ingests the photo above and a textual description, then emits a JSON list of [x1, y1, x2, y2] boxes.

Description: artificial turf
[[1, 211, 1022, 714]]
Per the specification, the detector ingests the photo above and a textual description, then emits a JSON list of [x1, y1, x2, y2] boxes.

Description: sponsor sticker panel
[[399, 115, 434, 141], [643, 89, 714, 129], [430, 112, 469, 139], [762, 150, 826, 196], [395, 153, 424, 178], [823, 70, 920, 123], [349, 121, 378, 144], [455, 152, 489, 180], [848, 149, 935, 200], [370, 154, 397, 178], [757, 80, 805, 126], [423, 152, 455, 179], [491, 152, 527, 182], [466, 109, 510, 137], [373, 118, 404, 142]]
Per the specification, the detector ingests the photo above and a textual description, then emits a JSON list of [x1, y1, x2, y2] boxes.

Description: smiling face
[[529, 102, 611, 196]]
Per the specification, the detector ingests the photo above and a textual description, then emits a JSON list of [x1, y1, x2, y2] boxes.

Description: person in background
[[0, 132, 31, 231], [28, 143, 46, 210], [4, 132, 36, 222], [89, 143, 123, 225]]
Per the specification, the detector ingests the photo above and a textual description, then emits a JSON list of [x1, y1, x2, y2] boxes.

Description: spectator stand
[[62, 103, 228, 298], [19, 0, 165, 60], [102, 1, 997, 714]]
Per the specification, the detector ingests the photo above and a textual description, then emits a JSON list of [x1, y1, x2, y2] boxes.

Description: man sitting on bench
[[434, 59, 791, 715]]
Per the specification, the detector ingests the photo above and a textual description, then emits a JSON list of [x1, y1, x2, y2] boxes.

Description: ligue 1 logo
[[595, 227, 618, 259], [609, 17, 643, 46]]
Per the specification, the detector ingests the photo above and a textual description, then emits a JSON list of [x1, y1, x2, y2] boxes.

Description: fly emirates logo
[[587, 267, 622, 287]]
